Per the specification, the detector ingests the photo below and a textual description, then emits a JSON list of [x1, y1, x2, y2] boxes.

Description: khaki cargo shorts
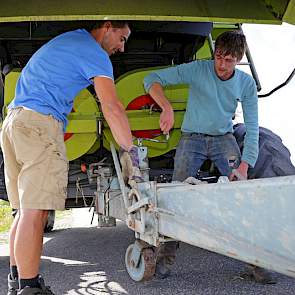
[[0, 108, 69, 210]]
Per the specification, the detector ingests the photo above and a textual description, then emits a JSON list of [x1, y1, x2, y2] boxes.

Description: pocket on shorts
[[43, 142, 69, 200], [13, 123, 50, 164]]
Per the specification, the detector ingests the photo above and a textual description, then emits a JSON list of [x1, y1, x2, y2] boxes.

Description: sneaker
[[18, 276, 55, 295], [247, 264, 277, 284], [155, 241, 179, 279], [7, 274, 19, 295], [155, 258, 171, 279]]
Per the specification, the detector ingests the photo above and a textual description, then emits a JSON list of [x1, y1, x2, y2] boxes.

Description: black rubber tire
[[0, 149, 8, 201], [233, 123, 295, 179], [0, 72, 4, 119], [44, 210, 55, 233]]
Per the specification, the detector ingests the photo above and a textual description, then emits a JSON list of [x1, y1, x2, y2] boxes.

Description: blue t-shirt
[[9, 29, 114, 130], [144, 60, 259, 167]]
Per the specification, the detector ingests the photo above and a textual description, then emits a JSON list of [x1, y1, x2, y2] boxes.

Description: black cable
[[258, 68, 295, 98]]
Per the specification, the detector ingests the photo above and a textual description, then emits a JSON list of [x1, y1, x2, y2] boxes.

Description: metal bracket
[[127, 188, 149, 234], [127, 197, 150, 214]]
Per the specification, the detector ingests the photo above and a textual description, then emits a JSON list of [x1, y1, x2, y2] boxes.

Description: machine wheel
[[125, 243, 156, 281], [233, 123, 295, 179]]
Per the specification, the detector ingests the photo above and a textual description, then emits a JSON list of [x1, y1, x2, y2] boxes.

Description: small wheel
[[125, 243, 156, 282]]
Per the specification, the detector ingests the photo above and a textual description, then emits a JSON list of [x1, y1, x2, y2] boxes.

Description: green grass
[[0, 200, 13, 233], [0, 200, 72, 234], [56, 209, 71, 219]]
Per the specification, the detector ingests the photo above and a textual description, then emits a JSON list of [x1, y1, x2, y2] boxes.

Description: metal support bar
[[110, 142, 129, 214], [127, 197, 150, 214], [208, 33, 214, 56], [127, 188, 147, 234], [245, 44, 261, 91], [239, 24, 262, 91]]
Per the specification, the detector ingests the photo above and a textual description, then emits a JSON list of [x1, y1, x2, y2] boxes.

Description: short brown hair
[[90, 21, 129, 31], [215, 30, 246, 61]]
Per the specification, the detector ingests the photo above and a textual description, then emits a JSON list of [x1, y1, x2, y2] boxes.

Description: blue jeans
[[173, 132, 241, 181]]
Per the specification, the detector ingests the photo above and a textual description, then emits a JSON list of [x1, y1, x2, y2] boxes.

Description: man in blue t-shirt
[[144, 31, 274, 284], [1, 21, 141, 294]]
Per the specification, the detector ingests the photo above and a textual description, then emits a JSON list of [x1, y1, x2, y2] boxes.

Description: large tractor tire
[[233, 123, 295, 179]]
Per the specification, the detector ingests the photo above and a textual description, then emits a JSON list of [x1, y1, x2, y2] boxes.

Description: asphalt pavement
[[0, 209, 294, 295]]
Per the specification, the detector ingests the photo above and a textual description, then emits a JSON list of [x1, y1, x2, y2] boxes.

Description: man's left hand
[[229, 161, 249, 181]]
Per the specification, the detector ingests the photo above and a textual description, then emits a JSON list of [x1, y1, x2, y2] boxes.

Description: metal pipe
[[110, 142, 129, 214]]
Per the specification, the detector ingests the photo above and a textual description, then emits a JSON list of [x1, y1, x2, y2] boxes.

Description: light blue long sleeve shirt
[[144, 60, 259, 167]]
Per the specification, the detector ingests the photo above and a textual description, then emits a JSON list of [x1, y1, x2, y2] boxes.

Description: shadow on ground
[[1, 223, 294, 295]]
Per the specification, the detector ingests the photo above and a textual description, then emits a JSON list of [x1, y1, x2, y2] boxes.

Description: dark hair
[[89, 20, 129, 31], [214, 30, 246, 61]]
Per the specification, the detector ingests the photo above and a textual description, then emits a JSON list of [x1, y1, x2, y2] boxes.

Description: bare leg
[[14, 209, 48, 278], [9, 211, 20, 267]]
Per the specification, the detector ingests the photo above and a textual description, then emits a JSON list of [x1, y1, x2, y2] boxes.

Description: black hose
[[258, 68, 295, 98]]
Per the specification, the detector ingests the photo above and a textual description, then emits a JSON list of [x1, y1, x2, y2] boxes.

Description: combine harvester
[[0, 0, 294, 281]]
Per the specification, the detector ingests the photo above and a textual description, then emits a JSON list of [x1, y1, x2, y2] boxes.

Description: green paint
[[3, 72, 100, 161], [0, 1, 293, 24]]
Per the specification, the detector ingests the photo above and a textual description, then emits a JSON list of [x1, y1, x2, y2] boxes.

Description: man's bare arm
[[94, 76, 133, 151]]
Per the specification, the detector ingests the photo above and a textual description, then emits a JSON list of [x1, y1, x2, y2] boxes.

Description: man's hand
[[119, 146, 143, 184], [148, 83, 174, 134], [229, 161, 249, 181], [160, 106, 174, 134]]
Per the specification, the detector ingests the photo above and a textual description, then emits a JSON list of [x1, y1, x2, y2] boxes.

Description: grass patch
[[0, 200, 72, 234], [0, 200, 13, 233], [56, 209, 72, 219]]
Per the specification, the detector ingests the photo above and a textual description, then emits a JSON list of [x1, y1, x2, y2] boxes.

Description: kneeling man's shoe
[[155, 258, 171, 279], [248, 265, 277, 284], [154, 241, 179, 279]]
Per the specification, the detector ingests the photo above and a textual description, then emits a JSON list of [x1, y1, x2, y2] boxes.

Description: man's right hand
[[119, 146, 143, 184], [160, 106, 174, 134], [148, 83, 174, 134]]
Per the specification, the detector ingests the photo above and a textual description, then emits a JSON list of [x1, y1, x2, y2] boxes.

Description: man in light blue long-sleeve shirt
[[144, 31, 258, 181], [143, 31, 274, 284]]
